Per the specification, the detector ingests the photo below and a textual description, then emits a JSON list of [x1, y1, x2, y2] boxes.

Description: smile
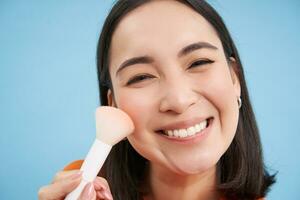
[[156, 117, 213, 139]]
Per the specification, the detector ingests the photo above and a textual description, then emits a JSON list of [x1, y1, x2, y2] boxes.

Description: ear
[[229, 57, 241, 97], [107, 89, 117, 107]]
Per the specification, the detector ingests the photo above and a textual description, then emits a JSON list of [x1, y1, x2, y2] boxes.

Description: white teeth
[[167, 130, 173, 137], [162, 119, 209, 138], [179, 129, 187, 138], [187, 126, 196, 136], [173, 130, 179, 137], [195, 124, 201, 132], [201, 120, 207, 129]]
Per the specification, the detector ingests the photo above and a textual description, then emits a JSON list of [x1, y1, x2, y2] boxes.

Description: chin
[[168, 156, 219, 176]]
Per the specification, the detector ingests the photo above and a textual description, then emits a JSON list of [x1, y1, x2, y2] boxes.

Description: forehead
[[110, 0, 222, 68]]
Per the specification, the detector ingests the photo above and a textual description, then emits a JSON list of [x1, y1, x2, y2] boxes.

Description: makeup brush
[[65, 106, 134, 200]]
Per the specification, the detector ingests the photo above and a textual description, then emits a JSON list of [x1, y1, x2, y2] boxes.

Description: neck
[[144, 163, 220, 200]]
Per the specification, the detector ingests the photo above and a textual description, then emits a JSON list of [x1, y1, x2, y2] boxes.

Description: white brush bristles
[[95, 106, 135, 145]]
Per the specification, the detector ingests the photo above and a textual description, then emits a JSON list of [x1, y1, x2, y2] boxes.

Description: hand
[[92, 176, 114, 200], [38, 170, 113, 200]]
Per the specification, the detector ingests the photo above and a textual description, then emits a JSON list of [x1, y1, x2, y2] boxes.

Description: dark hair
[[96, 1, 276, 199]]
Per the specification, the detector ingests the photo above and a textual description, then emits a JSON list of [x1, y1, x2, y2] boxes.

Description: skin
[[107, 1, 241, 200], [38, 170, 113, 200]]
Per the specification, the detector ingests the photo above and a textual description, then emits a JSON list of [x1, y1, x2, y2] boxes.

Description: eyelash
[[126, 59, 214, 85], [126, 74, 154, 85], [188, 59, 214, 69]]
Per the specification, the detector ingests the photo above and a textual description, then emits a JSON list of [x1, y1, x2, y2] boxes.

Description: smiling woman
[[96, 1, 276, 200], [38, 0, 276, 200]]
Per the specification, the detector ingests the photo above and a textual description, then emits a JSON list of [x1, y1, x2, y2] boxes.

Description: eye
[[188, 59, 214, 69], [126, 74, 155, 85]]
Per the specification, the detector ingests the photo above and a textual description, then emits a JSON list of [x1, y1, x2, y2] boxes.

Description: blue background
[[1, 0, 299, 199]]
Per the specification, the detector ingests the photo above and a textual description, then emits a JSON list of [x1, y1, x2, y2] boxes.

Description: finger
[[94, 177, 111, 192], [38, 173, 82, 200], [96, 190, 106, 199], [93, 181, 113, 200], [78, 182, 96, 200], [52, 170, 81, 184], [93, 177, 113, 200], [96, 190, 113, 200], [93, 180, 107, 191]]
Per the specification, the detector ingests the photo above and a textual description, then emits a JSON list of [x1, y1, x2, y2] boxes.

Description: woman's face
[[107, 1, 241, 175]]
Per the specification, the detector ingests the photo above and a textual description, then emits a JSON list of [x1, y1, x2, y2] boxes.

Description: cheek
[[198, 66, 239, 145], [213, 70, 239, 146], [114, 89, 155, 136], [203, 66, 238, 114], [115, 90, 161, 161]]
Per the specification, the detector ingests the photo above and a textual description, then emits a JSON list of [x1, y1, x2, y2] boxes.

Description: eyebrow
[[115, 41, 218, 77]]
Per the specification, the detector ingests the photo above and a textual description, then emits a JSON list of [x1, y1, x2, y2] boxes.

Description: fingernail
[[69, 171, 82, 180], [103, 190, 113, 200]]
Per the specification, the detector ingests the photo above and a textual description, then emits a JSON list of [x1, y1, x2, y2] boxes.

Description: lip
[[156, 116, 211, 131], [157, 117, 213, 144]]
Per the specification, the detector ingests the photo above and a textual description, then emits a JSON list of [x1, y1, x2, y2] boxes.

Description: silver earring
[[238, 97, 242, 109]]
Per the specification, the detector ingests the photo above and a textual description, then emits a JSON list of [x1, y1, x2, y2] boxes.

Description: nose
[[159, 77, 198, 114]]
